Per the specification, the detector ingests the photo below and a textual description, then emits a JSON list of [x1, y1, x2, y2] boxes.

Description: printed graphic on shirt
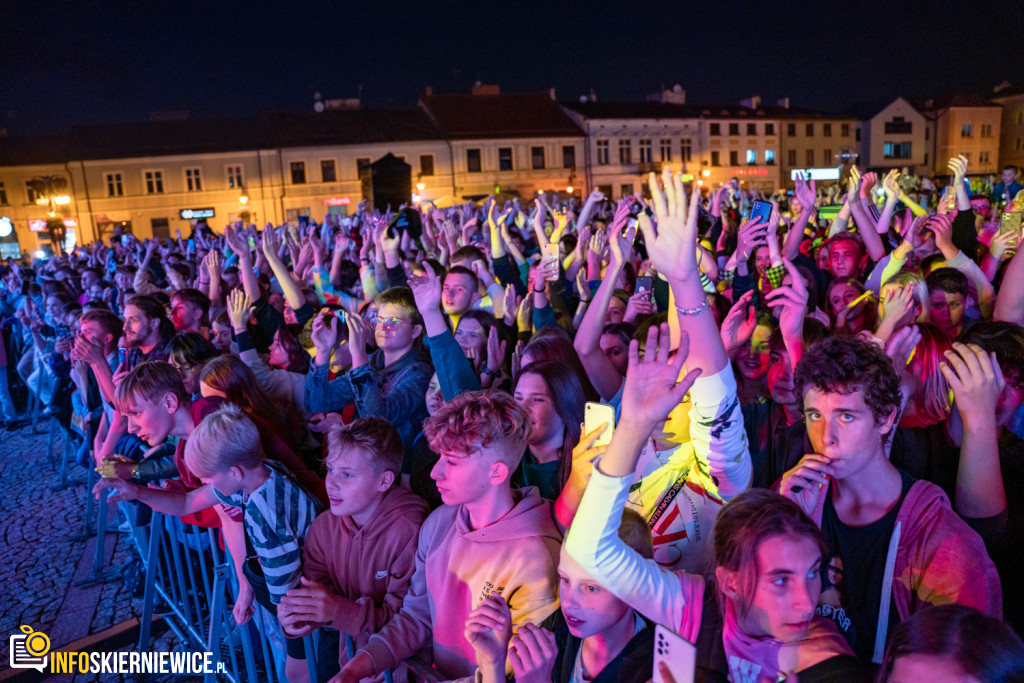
[[475, 580, 506, 607], [728, 655, 763, 683], [816, 553, 854, 638], [374, 570, 388, 580]]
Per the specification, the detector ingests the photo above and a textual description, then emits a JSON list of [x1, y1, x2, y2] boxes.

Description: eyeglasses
[[374, 315, 409, 331]]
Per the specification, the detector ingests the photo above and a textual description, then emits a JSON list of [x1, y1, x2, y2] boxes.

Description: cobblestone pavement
[[0, 422, 198, 682]]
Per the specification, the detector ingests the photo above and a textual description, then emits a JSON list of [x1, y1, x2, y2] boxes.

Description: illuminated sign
[[179, 208, 215, 220], [0, 216, 12, 237], [323, 196, 351, 206], [790, 167, 841, 181], [29, 218, 78, 232], [730, 168, 770, 176], [680, 174, 695, 182]]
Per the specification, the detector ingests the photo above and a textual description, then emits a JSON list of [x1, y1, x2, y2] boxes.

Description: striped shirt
[[214, 462, 319, 604]]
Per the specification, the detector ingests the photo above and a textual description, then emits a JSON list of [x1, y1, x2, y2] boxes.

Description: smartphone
[[542, 243, 559, 281], [187, 238, 195, 254], [652, 624, 697, 683], [999, 212, 1022, 240], [749, 199, 772, 225], [247, 235, 256, 250], [584, 402, 615, 448], [120, 234, 130, 248], [635, 276, 653, 300], [117, 348, 127, 368]]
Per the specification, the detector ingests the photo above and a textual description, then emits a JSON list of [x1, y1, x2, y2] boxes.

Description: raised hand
[[567, 423, 610, 492], [224, 223, 249, 257], [261, 224, 282, 263], [641, 168, 701, 281], [881, 169, 901, 202], [408, 261, 443, 314], [485, 326, 507, 374], [859, 171, 878, 199], [948, 154, 968, 184], [310, 311, 341, 358], [735, 216, 767, 262], [941, 342, 1005, 428], [503, 284, 522, 327], [719, 290, 757, 358], [226, 288, 252, 332], [765, 259, 809, 341], [621, 323, 701, 428]]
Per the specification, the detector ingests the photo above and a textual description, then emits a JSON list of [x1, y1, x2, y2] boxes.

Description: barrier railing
[[109, 500, 440, 682]]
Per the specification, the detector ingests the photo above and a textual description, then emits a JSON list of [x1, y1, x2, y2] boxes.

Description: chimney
[[660, 85, 686, 104], [424, 85, 433, 96], [548, 87, 557, 101], [471, 83, 500, 96], [739, 96, 761, 110], [777, 97, 790, 109], [589, 88, 597, 102]]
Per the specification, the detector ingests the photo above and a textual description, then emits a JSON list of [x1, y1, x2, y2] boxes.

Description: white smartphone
[[584, 402, 615, 448], [653, 623, 696, 683]]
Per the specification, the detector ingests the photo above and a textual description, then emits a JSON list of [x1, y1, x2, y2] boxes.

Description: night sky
[[4, 0, 1024, 135]]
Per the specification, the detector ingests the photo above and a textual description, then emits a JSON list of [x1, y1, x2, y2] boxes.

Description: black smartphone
[[750, 200, 772, 225], [635, 276, 653, 300]]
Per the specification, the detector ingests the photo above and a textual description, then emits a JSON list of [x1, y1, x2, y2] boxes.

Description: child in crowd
[[277, 417, 429, 681], [332, 390, 561, 682]]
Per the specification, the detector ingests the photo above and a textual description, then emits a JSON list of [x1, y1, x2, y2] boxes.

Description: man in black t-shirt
[[780, 337, 1001, 663]]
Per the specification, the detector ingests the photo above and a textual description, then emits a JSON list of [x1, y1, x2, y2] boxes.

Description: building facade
[[992, 86, 1024, 170], [917, 94, 1002, 175], [857, 97, 931, 174], [775, 108, 859, 187]]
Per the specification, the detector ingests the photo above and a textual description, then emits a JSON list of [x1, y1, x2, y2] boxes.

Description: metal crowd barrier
[[119, 508, 416, 682]]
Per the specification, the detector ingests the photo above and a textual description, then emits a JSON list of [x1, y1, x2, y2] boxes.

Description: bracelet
[[579, 298, 591, 305], [675, 299, 710, 318], [480, 366, 496, 377]]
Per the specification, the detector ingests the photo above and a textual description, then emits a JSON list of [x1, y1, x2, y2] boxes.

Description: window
[[961, 124, 973, 138], [765, 123, 775, 135], [659, 138, 672, 162], [290, 161, 307, 184], [747, 123, 757, 135], [925, 127, 930, 141], [729, 123, 740, 136], [356, 157, 372, 175], [885, 117, 912, 134], [0, 182, 6, 205], [823, 123, 832, 137], [596, 139, 609, 165], [883, 142, 912, 158], [227, 165, 244, 188], [823, 149, 832, 165], [1017, 138, 1023, 151], [981, 124, 993, 138], [420, 154, 435, 176], [710, 123, 721, 136], [729, 150, 739, 166], [806, 123, 814, 137], [320, 159, 337, 183], [746, 149, 757, 165], [925, 153, 929, 166], [980, 151, 991, 164], [467, 148, 482, 173], [711, 151, 721, 166], [143, 170, 164, 194], [1018, 110, 1024, 125], [806, 150, 814, 166], [499, 147, 514, 171], [105, 172, 124, 197], [597, 184, 613, 198], [531, 146, 546, 170], [618, 139, 632, 164], [766, 149, 776, 165], [183, 167, 202, 192], [562, 145, 576, 168], [787, 123, 797, 136], [680, 138, 692, 162], [841, 123, 850, 137], [620, 184, 634, 198], [787, 150, 797, 166], [961, 152, 971, 163], [856, 126, 862, 141], [639, 139, 652, 163]]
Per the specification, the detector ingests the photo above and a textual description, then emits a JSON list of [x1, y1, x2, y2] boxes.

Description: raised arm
[[261, 225, 304, 311]]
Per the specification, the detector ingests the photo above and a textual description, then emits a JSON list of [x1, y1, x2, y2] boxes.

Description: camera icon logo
[[10, 625, 50, 671]]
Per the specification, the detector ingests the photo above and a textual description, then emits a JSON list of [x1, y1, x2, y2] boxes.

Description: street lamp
[[29, 175, 70, 255]]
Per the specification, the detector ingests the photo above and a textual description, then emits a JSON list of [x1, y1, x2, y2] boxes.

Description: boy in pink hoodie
[[278, 417, 430, 682], [332, 390, 562, 683]]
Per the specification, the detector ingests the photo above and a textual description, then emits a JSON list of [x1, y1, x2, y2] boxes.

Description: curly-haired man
[[780, 336, 1001, 664]]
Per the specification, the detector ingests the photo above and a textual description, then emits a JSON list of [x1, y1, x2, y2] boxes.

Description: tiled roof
[[0, 135, 70, 166]]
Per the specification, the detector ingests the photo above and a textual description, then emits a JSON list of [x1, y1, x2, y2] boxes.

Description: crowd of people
[[3, 159, 1024, 682]]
